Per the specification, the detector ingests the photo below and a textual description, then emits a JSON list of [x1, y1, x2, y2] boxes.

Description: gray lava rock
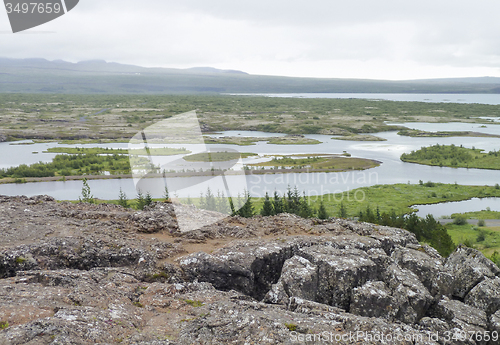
[[465, 277, 500, 316], [2, 195, 500, 344], [178, 251, 254, 296], [264, 255, 318, 304], [350, 280, 397, 319], [381, 262, 433, 324], [430, 297, 488, 342], [490, 310, 500, 345], [297, 245, 379, 310], [444, 245, 500, 299], [392, 246, 453, 297], [129, 203, 178, 233]]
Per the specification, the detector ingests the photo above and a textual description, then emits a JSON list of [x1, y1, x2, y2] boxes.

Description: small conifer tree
[[136, 190, 146, 210], [163, 186, 170, 202], [317, 201, 329, 220], [260, 192, 275, 216], [118, 187, 128, 208], [144, 191, 153, 208], [79, 178, 95, 204], [235, 192, 254, 217]]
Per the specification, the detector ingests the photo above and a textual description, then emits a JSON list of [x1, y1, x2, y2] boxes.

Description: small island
[[398, 129, 500, 138], [247, 154, 380, 173], [183, 152, 257, 162], [401, 144, 500, 169], [203, 134, 321, 146], [332, 134, 386, 141]]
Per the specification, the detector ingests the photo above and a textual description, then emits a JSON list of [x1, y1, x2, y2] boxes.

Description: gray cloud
[[1, 0, 500, 79]]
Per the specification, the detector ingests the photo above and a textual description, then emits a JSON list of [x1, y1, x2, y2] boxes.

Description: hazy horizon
[[3, 56, 500, 82]]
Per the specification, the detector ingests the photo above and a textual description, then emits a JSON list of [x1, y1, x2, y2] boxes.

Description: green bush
[[463, 238, 474, 247], [476, 231, 486, 242], [453, 216, 468, 225]]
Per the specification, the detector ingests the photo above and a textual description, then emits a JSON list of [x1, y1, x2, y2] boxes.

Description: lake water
[[1, 125, 500, 202], [229, 93, 500, 105], [415, 198, 500, 218]]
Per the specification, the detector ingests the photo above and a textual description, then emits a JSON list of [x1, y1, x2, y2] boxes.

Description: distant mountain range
[[1, 58, 500, 94]]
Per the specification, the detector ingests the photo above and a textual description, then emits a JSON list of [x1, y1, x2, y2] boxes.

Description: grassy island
[[183, 152, 257, 162], [248, 154, 380, 171], [203, 135, 321, 146], [401, 144, 500, 169], [398, 129, 500, 138]]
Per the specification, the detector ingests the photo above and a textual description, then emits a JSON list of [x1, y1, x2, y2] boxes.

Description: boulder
[[179, 237, 320, 300], [391, 246, 453, 297], [264, 255, 318, 304], [381, 262, 433, 323], [297, 245, 379, 310], [350, 280, 397, 319], [178, 251, 254, 296], [444, 245, 500, 299], [465, 277, 500, 316], [129, 203, 178, 233], [430, 297, 488, 342]]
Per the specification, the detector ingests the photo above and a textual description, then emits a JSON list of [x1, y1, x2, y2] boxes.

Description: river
[[1, 128, 500, 203]]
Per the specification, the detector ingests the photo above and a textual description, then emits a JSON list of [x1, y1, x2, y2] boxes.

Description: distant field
[[451, 209, 500, 219], [315, 182, 500, 217], [445, 223, 500, 258], [1, 94, 500, 143]]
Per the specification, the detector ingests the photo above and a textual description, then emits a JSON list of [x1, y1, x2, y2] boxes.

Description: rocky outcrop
[[444, 245, 500, 299], [465, 277, 500, 316], [0, 195, 500, 344]]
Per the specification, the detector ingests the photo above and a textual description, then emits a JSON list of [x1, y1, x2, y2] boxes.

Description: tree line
[[195, 186, 329, 219], [357, 205, 455, 256]]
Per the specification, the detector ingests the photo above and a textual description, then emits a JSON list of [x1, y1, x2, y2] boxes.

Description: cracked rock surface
[[0, 195, 499, 344]]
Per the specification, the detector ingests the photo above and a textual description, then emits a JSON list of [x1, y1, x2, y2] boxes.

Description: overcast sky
[[1, 0, 500, 80]]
